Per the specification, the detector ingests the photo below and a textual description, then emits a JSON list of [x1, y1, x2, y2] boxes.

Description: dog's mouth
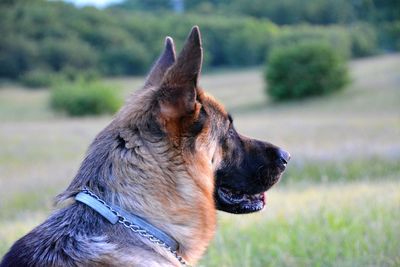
[[216, 186, 266, 214]]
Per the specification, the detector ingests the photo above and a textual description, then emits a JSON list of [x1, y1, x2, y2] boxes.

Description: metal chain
[[82, 188, 189, 267]]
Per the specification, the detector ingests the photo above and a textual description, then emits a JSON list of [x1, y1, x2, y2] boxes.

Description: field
[[0, 54, 399, 266]]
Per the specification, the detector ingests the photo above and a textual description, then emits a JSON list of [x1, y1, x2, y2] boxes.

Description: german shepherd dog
[[1, 26, 290, 267]]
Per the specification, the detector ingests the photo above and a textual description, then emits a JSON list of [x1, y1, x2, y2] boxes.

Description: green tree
[[40, 38, 98, 71], [0, 35, 37, 78]]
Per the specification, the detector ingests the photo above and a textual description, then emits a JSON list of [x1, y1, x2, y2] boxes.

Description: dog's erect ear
[[158, 26, 203, 120], [144, 37, 176, 89], [162, 26, 203, 87]]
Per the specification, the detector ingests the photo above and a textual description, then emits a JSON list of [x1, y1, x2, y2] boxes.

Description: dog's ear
[[144, 37, 176, 89], [158, 26, 203, 120]]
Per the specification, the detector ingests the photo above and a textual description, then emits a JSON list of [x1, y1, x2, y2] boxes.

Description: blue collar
[[75, 189, 179, 251]]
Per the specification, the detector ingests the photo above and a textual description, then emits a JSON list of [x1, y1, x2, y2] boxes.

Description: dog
[[1, 26, 290, 267]]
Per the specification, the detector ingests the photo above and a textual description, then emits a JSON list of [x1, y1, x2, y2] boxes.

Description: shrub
[[349, 23, 378, 57], [57, 66, 100, 82], [19, 69, 55, 88], [266, 42, 349, 101], [50, 80, 122, 116]]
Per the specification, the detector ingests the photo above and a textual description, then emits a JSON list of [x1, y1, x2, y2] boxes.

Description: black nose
[[278, 149, 291, 165]]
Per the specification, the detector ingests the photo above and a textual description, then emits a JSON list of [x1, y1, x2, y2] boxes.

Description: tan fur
[[109, 86, 218, 264]]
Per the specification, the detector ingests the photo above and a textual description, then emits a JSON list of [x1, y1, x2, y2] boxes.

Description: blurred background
[[0, 0, 399, 266]]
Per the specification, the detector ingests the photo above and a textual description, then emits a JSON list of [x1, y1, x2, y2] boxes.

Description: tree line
[[114, 0, 400, 25], [0, 0, 399, 82]]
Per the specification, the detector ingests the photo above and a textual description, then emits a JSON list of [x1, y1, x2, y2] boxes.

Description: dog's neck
[[59, 122, 216, 265], [75, 188, 184, 264], [109, 129, 217, 264]]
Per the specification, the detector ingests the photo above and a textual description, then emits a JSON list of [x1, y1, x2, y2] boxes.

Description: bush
[[349, 23, 378, 57], [266, 42, 349, 101], [50, 80, 122, 116], [19, 69, 55, 88], [20, 67, 100, 89], [57, 66, 100, 82]]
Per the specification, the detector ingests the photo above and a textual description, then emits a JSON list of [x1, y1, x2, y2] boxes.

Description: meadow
[[0, 54, 399, 266]]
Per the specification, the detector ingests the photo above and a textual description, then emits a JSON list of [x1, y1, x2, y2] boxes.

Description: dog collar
[[75, 188, 179, 252]]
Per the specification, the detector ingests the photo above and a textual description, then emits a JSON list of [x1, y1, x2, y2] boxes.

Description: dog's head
[[117, 26, 290, 215]]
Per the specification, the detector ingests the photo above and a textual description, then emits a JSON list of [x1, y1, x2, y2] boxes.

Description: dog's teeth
[[219, 188, 267, 207]]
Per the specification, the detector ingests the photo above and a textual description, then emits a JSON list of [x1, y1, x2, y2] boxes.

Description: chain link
[[82, 188, 189, 266]]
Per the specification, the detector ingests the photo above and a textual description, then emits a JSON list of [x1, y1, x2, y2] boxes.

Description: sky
[[63, 0, 123, 8]]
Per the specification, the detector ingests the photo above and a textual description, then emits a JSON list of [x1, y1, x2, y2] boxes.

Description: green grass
[[201, 181, 400, 267], [284, 157, 400, 184], [0, 54, 399, 265], [0, 85, 55, 121]]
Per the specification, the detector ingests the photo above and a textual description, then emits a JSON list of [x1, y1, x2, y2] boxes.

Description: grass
[[201, 181, 400, 267], [0, 85, 55, 121], [283, 156, 400, 184], [0, 54, 399, 265]]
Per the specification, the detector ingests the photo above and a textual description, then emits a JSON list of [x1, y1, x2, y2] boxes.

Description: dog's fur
[[1, 26, 289, 267]]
